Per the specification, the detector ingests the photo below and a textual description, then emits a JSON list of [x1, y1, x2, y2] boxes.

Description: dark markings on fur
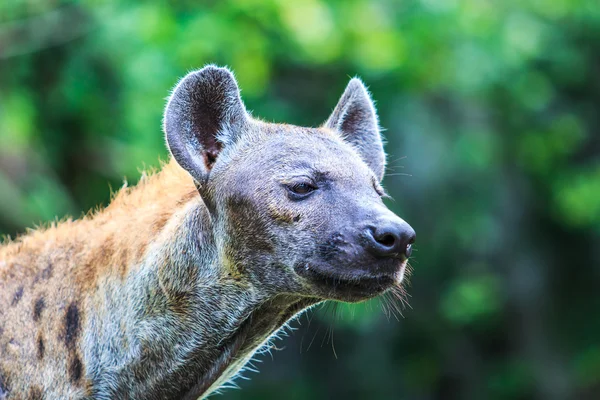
[[11, 286, 24, 306], [317, 232, 345, 262], [28, 386, 43, 400], [181, 297, 316, 400], [227, 196, 273, 252], [33, 297, 46, 322], [69, 355, 83, 383], [220, 195, 276, 278], [181, 312, 253, 400], [168, 290, 194, 315], [64, 303, 80, 349], [0, 369, 10, 399], [33, 262, 53, 284], [37, 334, 45, 360]]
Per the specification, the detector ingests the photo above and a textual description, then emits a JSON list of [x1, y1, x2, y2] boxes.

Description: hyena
[[0, 66, 415, 399]]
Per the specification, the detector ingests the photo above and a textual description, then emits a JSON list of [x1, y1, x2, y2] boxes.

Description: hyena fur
[[0, 66, 416, 399]]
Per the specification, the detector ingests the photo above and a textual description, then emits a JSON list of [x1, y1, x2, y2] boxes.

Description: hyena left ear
[[164, 65, 249, 184], [325, 78, 386, 181]]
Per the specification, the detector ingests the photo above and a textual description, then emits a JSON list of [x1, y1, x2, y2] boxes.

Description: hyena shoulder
[[0, 161, 199, 397]]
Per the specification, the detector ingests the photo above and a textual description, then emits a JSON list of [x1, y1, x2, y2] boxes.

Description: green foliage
[[441, 273, 502, 326], [1, 0, 599, 398]]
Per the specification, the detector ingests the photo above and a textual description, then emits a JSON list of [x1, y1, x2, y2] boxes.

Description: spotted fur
[[0, 66, 414, 399]]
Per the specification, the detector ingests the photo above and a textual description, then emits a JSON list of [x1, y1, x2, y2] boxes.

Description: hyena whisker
[[385, 164, 405, 172], [384, 156, 407, 173], [388, 291, 406, 320], [299, 307, 319, 354], [379, 296, 391, 321], [330, 322, 338, 359], [305, 322, 322, 354], [317, 301, 340, 359]]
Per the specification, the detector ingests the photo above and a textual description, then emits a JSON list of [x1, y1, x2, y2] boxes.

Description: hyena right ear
[[164, 66, 249, 184], [325, 78, 386, 181]]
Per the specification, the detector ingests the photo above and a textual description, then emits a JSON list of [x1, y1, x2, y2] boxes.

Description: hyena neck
[[85, 160, 315, 398]]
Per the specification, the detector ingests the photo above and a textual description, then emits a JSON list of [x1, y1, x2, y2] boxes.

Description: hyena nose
[[366, 221, 416, 259]]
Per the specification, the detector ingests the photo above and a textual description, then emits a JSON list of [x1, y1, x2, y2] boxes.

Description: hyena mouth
[[295, 262, 404, 302]]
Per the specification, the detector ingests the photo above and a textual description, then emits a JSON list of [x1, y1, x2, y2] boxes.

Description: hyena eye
[[286, 182, 317, 199], [292, 183, 314, 194]]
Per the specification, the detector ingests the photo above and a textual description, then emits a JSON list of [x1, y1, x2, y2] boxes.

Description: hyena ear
[[164, 65, 249, 184], [325, 78, 386, 181]]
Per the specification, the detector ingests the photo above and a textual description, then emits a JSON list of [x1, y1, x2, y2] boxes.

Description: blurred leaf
[[553, 165, 600, 227], [441, 273, 502, 325], [573, 346, 600, 388]]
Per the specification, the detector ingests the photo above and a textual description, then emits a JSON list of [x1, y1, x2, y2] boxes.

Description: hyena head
[[164, 66, 415, 303]]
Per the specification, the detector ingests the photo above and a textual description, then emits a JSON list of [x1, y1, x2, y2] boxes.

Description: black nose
[[365, 221, 415, 259]]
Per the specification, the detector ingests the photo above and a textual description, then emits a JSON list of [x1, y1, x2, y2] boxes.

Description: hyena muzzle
[[0, 66, 415, 399]]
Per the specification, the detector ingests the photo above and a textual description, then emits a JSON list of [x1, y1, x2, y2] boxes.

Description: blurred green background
[[1, 0, 600, 399]]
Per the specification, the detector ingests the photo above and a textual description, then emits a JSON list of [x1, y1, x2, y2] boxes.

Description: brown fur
[[0, 66, 415, 399], [0, 161, 197, 397]]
